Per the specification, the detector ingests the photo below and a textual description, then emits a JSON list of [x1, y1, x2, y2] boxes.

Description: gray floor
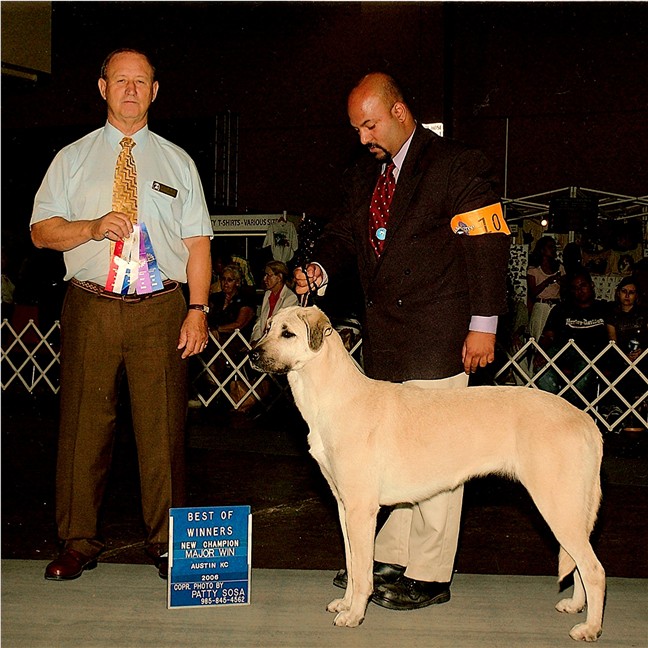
[[2, 560, 646, 648]]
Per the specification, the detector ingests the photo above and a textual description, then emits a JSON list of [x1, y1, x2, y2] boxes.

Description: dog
[[249, 306, 605, 642]]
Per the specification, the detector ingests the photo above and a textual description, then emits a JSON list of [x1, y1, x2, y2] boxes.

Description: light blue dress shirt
[[31, 122, 212, 284]]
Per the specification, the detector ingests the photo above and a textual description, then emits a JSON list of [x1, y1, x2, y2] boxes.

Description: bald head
[[350, 73, 403, 108], [348, 72, 415, 161]]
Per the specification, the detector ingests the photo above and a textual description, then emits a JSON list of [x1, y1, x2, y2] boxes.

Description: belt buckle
[[121, 292, 147, 303]]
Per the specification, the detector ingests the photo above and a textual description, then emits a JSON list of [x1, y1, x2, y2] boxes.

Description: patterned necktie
[[105, 137, 139, 293], [369, 162, 396, 257], [113, 137, 138, 223]]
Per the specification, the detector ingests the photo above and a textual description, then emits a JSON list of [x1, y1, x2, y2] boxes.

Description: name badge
[[451, 203, 510, 236], [152, 181, 178, 198]]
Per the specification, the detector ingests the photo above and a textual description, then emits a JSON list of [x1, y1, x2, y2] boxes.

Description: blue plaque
[[167, 505, 251, 609]]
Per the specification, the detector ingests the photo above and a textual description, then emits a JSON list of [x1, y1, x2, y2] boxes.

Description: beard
[[367, 143, 390, 160]]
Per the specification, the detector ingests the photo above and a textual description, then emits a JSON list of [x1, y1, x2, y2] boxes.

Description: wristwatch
[[188, 304, 210, 314]]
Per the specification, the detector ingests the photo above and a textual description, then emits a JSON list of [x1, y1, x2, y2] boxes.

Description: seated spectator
[[535, 269, 610, 408], [206, 264, 257, 411], [526, 236, 565, 341], [208, 263, 256, 339], [606, 276, 648, 433], [608, 226, 643, 276], [250, 261, 298, 344], [228, 261, 298, 416]]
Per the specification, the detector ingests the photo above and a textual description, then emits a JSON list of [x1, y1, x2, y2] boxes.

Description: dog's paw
[[569, 622, 602, 642], [333, 610, 364, 628], [326, 597, 349, 614], [555, 597, 585, 614]]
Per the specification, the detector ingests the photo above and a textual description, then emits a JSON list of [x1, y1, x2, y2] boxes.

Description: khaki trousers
[[56, 284, 188, 557], [373, 371, 469, 582]]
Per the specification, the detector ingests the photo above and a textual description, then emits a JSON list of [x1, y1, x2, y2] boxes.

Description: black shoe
[[333, 561, 405, 590], [145, 545, 169, 580], [371, 575, 451, 610]]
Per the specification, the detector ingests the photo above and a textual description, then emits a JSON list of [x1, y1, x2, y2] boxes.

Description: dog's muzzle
[[248, 347, 290, 375]]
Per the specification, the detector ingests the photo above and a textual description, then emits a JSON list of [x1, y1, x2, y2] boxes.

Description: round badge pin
[[376, 227, 387, 241]]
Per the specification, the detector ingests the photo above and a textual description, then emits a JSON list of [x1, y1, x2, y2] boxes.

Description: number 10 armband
[[450, 203, 510, 236]]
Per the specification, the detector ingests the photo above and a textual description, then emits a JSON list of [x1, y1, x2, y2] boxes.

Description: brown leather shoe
[[145, 545, 169, 580], [44, 549, 98, 581]]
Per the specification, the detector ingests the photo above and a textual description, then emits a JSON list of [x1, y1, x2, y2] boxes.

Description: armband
[[451, 203, 510, 236]]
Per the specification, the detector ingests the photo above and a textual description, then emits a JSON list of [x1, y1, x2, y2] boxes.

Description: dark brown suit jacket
[[315, 126, 511, 381]]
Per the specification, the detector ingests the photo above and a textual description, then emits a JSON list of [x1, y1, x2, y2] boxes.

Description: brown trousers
[[56, 284, 188, 557]]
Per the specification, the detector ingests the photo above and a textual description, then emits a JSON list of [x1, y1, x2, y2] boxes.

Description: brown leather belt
[[71, 277, 180, 303]]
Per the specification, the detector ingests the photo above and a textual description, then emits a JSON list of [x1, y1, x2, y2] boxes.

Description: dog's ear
[[300, 307, 333, 351]]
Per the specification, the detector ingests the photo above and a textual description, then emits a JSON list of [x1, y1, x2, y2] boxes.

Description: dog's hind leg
[[556, 547, 586, 613], [330, 500, 379, 628], [528, 486, 605, 641], [558, 544, 605, 642], [519, 429, 605, 641]]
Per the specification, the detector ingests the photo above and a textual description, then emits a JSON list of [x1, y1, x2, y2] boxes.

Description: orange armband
[[451, 203, 510, 236]]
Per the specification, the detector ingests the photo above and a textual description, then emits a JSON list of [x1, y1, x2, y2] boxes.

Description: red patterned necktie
[[369, 162, 396, 256]]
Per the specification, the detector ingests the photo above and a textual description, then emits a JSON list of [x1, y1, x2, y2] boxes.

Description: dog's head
[[249, 306, 333, 374]]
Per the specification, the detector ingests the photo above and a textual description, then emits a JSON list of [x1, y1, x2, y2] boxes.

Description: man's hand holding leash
[[294, 264, 325, 306]]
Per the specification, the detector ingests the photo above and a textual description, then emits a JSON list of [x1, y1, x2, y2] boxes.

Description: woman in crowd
[[606, 276, 648, 433], [205, 263, 257, 412], [250, 261, 298, 344], [234, 261, 299, 416], [526, 235, 565, 340], [208, 263, 256, 339]]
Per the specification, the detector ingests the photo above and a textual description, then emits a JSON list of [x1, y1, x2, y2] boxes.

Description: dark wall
[[447, 2, 648, 198], [2, 2, 443, 244], [3, 1, 647, 257]]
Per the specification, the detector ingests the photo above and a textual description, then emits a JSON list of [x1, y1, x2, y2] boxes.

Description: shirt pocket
[[140, 178, 183, 231]]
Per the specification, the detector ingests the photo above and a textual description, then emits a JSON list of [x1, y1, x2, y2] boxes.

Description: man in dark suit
[[295, 72, 510, 610]]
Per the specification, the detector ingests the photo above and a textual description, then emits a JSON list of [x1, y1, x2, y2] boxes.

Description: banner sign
[[168, 505, 251, 609], [211, 214, 284, 234]]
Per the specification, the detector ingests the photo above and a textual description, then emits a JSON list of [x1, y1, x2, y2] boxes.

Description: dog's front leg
[[331, 501, 378, 628], [327, 498, 353, 615]]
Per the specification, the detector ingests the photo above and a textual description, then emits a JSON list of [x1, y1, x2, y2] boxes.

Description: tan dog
[[249, 306, 605, 642]]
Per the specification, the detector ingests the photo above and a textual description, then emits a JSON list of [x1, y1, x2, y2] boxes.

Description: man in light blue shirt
[[31, 48, 213, 582]]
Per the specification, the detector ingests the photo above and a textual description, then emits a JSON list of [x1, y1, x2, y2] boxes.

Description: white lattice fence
[[2, 318, 646, 432], [494, 338, 648, 432]]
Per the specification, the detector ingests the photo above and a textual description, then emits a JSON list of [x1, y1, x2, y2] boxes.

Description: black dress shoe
[[157, 556, 169, 580], [333, 561, 405, 590], [145, 545, 169, 580], [44, 549, 98, 581], [371, 575, 451, 610]]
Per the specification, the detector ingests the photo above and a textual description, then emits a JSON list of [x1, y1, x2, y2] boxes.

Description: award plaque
[[168, 505, 251, 609]]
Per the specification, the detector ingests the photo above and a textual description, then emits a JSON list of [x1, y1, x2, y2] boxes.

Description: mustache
[[366, 143, 389, 155]]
